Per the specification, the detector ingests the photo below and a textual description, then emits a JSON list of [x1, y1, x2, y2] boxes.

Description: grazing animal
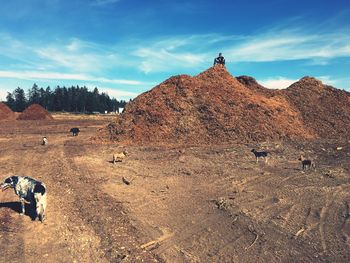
[[113, 150, 128, 164], [42, 136, 48, 145], [298, 155, 316, 170], [251, 149, 269, 163], [70, 127, 80, 136], [0, 175, 47, 222]]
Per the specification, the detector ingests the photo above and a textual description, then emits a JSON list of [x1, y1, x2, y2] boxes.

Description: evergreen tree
[[92, 87, 101, 112], [28, 83, 40, 105], [5, 84, 127, 113], [53, 86, 63, 111], [14, 87, 27, 112], [45, 86, 53, 111], [5, 92, 15, 110]]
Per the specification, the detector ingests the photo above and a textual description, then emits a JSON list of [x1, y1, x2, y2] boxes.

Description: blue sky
[[0, 0, 349, 101]]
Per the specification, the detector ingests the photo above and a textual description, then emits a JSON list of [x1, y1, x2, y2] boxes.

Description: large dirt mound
[[0, 102, 15, 120], [17, 104, 54, 120], [281, 77, 350, 138], [96, 65, 318, 145]]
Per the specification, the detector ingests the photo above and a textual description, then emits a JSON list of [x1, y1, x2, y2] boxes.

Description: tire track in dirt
[[0, 202, 26, 263], [0, 140, 37, 263], [319, 201, 330, 253], [58, 138, 159, 262], [341, 201, 350, 245], [1, 140, 101, 262], [320, 189, 350, 261]]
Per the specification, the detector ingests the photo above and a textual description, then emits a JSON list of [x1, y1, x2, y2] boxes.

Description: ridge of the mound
[[236, 75, 260, 87], [0, 102, 16, 120], [286, 76, 325, 92], [236, 75, 276, 97], [17, 104, 54, 120]]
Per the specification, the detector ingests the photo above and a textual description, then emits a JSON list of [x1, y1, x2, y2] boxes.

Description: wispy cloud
[[3, 27, 350, 75], [0, 70, 145, 85], [0, 34, 128, 74], [35, 47, 107, 73], [225, 29, 350, 63], [134, 48, 205, 74], [130, 35, 223, 73], [128, 28, 350, 73]]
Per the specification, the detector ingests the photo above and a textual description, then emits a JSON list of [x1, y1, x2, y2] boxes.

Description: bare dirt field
[[1, 116, 350, 262]]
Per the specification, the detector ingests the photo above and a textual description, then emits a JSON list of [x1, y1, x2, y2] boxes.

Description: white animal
[[42, 137, 48, 145], [113, 150, 128, 164]]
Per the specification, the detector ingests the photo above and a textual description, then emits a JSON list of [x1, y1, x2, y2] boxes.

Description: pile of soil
[[96, 65, 350, 145], [95, 66, 308, 145], [17, 104, 54, 120], [0, 102, 15, 120], [282, 77, 350, 139]]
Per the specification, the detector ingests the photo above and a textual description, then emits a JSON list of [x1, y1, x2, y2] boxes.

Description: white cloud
[[35, 47, 108, 73], [259, 77, 298, 89], [0, 70, 145, 85], [0, 88, 8, 101], [0, 33, 128, 74], [133, 37, 207, 73], [128, 29, 350, 73], [136, 48, 205, 73], [226, 30, 350, 63], [99, 87, 139, 100]]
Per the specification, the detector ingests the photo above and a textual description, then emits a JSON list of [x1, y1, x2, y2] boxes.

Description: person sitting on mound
[[213, 53, 225, 66]]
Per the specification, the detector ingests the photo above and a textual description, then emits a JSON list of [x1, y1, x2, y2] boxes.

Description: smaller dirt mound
[[0, 102, 15, 120], [17, 104, 54, 120], [282, 77, 350, 139]]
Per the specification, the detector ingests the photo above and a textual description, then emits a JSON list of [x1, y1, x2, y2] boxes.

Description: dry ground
[[0, 116, 350, 262]]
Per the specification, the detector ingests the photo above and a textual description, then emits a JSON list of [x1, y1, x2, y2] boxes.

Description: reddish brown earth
[[282, 77, 350, 139], [96, 65, 350, 145], [238, 75, 350, 139], [0, 117, 349, 262], [17, 104, 54, 121], [0, 102, 15, 121]]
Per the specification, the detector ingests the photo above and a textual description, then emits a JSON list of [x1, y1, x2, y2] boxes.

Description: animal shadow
[[0, 201, 37, 220]]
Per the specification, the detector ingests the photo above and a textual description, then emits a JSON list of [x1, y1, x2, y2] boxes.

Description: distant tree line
[[4, 84, 127, 113]]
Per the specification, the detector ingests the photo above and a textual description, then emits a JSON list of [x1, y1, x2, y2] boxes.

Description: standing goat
[[298, 155, 316, 170], [113, 150, 128, 164], [251, 149, 269, 163]]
